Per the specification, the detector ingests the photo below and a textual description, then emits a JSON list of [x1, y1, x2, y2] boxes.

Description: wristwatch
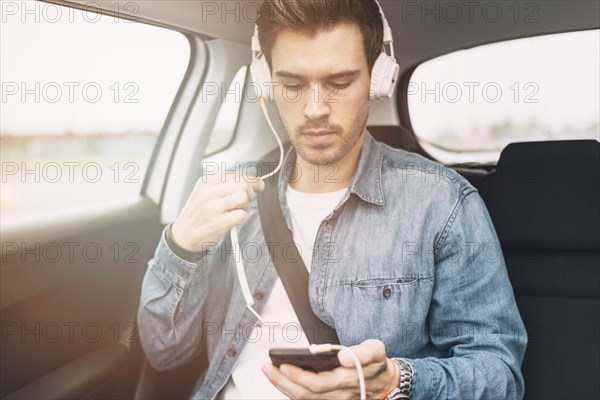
[[385, 358, 413, 400]]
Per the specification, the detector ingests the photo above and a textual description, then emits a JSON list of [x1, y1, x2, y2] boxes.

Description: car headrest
[[483, 140, 600, 250]]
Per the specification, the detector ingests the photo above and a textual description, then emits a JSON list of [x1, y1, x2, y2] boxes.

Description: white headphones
[[250, 0, 400, 101]]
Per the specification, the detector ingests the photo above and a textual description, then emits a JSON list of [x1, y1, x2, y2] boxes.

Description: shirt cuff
[[398, 358, 438, 400], [153, 226, 206, 290]]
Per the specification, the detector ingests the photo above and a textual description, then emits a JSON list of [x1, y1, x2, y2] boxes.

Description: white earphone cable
[[230, 97, 283, 326]]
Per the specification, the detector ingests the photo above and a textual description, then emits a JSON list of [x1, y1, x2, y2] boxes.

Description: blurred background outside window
[[1, 1, 190, 224]]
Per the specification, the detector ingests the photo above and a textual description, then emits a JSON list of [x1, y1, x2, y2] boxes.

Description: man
[[138, 0, 527, 399]]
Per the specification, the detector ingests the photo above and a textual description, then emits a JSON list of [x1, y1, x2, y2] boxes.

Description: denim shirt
[[138, 132, 527, 400]]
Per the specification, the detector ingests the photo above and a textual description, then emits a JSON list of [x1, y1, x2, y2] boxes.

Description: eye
[[326, 82, 352, 91], [283, 83, 304, 91]]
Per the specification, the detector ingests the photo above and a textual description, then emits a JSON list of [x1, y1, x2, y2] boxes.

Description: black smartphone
[[269, 348, 340, 372]]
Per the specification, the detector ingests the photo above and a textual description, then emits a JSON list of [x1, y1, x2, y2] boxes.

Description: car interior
[[1, 0, 598, 399]]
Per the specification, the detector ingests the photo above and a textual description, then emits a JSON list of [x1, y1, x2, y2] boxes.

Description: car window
[[0, 2, 190, 224], [204, 66, 248, 156], [408, 30, 599, 163]]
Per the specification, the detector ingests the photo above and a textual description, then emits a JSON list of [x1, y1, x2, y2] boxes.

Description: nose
[[302, 83, 331, 121]]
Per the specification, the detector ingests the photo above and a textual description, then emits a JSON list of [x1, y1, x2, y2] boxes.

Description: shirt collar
[[277, 130, 385, 207], [349, 131, 385, 205]]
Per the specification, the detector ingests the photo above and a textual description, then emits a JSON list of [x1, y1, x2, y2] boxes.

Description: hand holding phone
[[269, 348, 341, 372]]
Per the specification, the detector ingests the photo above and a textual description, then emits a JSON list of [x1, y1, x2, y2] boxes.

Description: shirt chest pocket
[[349, 276, 420, 300], [323, 276, 434, 346]]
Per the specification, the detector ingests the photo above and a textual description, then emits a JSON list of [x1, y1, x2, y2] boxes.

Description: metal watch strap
[[385, 359, 413, 400]]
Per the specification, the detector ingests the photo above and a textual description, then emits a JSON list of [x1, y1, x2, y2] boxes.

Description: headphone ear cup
[[369, 52, 400, 100], [250, 55, 273, 101]]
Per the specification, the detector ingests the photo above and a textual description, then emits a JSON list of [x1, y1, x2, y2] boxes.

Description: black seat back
[[368, 125, 434, 160], [480, 140, 600, 399]]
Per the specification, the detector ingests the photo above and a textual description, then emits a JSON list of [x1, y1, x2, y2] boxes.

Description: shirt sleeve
[[137, 225, 212, 371], [404, 190, 528, 400]]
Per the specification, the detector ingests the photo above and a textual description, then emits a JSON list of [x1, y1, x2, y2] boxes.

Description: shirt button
[[255, 290, 264, 300], [227, 348, 237, 357], [180, 270, 189, 279], [383, 286, 392, 299]]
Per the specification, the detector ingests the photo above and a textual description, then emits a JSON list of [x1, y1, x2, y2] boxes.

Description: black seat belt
[[257, 173, 339, 345]]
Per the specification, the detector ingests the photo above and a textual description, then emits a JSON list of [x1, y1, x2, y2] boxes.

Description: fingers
[[263, 362, 363, 399], [216, 208, 249, 230], [210, 177, 263, 199], [221, 171, 265, 192], [337, 339, 386, 367], [174, 172, 265, 252], [276, 363, 359, 393], [220, 190, 251, 212], [262, 363, 315, 399], [251, 176, 266, 192], [262, 343, 390, 400]]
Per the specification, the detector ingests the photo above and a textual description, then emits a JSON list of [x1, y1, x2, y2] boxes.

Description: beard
[[281, 102, 370, 166]]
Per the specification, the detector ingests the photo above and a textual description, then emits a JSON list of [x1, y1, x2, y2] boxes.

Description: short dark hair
[[256, 0, 384, 74]]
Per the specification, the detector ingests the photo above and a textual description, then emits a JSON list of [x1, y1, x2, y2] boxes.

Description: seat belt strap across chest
[[257, 177, 340, 345]]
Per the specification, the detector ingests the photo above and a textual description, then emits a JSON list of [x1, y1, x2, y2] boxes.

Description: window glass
[[1, 2, 190, 224], [408, 30, 599, 162], [204, 66, 248, 156]]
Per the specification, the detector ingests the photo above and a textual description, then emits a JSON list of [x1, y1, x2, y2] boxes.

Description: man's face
[[270, 22, 371, 166]]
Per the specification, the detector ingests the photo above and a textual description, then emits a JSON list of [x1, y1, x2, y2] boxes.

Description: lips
[[302, 130, 336, 145], [304, 130, 334, 136]]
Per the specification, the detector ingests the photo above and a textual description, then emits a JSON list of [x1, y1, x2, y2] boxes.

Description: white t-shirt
[[219, 185, 347, 399]]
